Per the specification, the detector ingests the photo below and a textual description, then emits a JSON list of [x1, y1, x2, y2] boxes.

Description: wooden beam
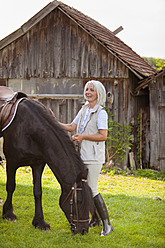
[[28, 94, 83, 100], [113, 26, 124, 35], [21, 1, 60, 33]]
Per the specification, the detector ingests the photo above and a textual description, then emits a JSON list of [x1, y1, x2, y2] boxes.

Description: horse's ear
[[16, 92, 28, 99]]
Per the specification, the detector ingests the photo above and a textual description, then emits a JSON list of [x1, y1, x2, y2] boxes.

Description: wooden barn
[[1, 0, 160, 169]]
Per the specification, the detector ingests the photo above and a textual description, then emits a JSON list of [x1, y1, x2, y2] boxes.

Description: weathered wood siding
[[27, 75, 144, 125], [149, 73, 165, 170], [0, 8, 129, 80], [29, 94, 84, 124]]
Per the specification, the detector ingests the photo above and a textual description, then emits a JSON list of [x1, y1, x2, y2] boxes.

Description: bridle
[[61, 180, 90, 233]]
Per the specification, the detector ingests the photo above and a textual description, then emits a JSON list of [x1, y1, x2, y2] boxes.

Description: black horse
[[1, 95, 94, 234]]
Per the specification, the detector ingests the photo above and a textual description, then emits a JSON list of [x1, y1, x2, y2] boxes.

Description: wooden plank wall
[[149, 74, 165, 170], [27, 76, 141, 127], [159, 74, 165, 170], [0, 8, 129, 80], [29, 94, 84, 125]]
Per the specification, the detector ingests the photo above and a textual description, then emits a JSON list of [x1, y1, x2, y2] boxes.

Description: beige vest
[[77, 104, 105, 164]]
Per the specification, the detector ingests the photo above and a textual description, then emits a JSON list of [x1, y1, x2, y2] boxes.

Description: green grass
[[0, 164, 165, 248]]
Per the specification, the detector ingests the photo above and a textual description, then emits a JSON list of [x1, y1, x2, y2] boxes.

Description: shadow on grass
[[0, 182, 165, 248]]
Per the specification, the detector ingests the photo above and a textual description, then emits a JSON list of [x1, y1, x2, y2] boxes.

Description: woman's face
[[85, 83, 98, 103]]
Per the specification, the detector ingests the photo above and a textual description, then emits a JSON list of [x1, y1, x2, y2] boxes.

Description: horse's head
[[60, 180, 94, 235]]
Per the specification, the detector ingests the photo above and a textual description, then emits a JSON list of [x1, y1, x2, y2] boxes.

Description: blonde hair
[[84, 80, 106, 106]]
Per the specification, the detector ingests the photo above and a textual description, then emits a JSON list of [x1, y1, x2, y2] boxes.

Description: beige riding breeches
[[85, 163, 103, 197]]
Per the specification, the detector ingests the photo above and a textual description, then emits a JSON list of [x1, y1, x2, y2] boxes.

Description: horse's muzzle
[[70, 224, 89, 235]]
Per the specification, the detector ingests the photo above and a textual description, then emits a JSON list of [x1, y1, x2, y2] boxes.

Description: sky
[[0, 0, 165, 59]]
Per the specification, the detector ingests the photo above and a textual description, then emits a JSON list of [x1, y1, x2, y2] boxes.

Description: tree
[[143, 57, 165, 70], [143, 57, 157, 69], [155, 58, 165, 70]]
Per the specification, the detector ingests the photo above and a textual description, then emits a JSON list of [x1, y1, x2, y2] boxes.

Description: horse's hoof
[[3, 217, 17, 222], [32, 217, 50, 231], [43, 226, 50, 232], [7, 218, 17, 222], [3, 212, 17, 222], [40, 223, 50, 231]]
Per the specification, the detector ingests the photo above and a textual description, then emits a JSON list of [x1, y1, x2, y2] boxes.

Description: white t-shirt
[[73, 107, 108, 134]]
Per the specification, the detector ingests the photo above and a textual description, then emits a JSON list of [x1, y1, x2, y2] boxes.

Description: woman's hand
[[72, 130, 107, 143], [72, 134, 84, 142]]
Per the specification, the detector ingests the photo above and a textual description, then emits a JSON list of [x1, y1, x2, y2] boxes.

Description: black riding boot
[[89, 208, 102, 227], [94, 193, 113, 236]]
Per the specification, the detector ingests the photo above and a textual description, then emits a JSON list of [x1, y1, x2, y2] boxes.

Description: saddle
[[0, 86, 15, 105], [0, 86, 27, 133]]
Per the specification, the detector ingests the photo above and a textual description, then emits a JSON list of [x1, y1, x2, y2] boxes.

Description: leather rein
[[61, 180, 89, 233]]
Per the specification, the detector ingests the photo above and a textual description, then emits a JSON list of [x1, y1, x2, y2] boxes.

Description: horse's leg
[[3, 160, 17, 221], [32, 164, 50, 230]]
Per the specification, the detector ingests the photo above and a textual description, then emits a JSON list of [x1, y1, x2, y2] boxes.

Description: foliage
[[143, 57, 165, 70], [101, 166, 165, 181], [102, 165, 128, 177], [105, 108, 132, 167], [0, 165, 165, 248], [134, 169, 165, 181], [155, 58, 165, 70], [143, 57, 158, 70]]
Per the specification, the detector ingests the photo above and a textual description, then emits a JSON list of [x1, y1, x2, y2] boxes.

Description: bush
[[134, 169, 165, 181], [101, 166, 165, 181], [105, 108, 132, 167]]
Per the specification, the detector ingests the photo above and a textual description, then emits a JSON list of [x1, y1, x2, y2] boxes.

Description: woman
[[52, 80, 113, 236]]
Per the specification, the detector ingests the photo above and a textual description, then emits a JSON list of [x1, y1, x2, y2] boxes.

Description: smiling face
[[84, 83, 98, 107]]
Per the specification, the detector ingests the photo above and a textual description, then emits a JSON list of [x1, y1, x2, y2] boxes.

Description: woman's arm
[[72, 129, 107, 142], [49, 108, 77, 132], [59, 122, 77, 132]]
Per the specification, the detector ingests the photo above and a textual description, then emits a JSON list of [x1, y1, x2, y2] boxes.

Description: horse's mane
[[24, 98, 86, 182]]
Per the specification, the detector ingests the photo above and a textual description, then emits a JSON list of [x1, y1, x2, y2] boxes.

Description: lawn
[[0, 164, 165, 248]]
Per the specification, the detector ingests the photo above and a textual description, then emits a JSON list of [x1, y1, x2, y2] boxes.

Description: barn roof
[[0, 0, 156, 79], [135, 68, 165, 93]]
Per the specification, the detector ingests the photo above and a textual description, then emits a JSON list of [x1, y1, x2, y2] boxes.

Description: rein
[[61, 180, 89, 233]]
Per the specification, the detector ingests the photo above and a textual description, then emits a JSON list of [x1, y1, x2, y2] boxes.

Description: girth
[[0, 86, 27, 132]]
